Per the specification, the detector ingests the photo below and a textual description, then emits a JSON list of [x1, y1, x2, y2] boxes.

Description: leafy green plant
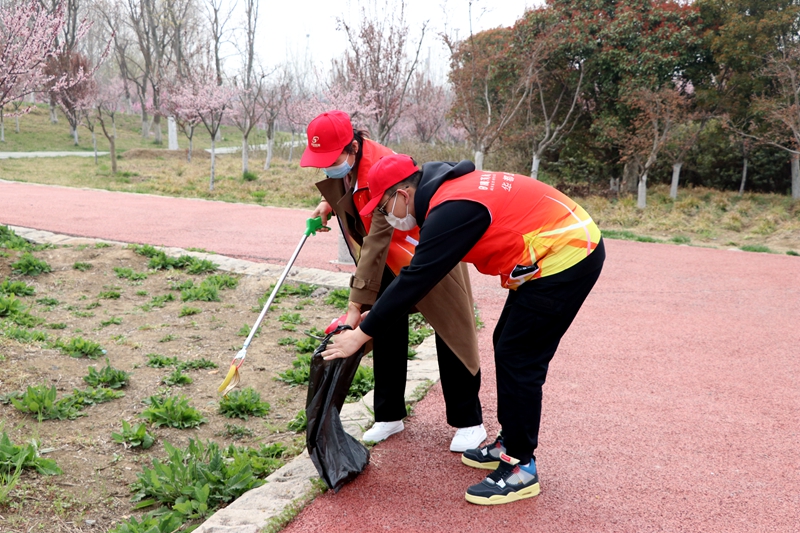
[[111, 421, 155, 449], [276, 353, 312, 386], [223, 423, 254, 439], [159, 333, 178, 343], [287, 410, 307, 432], [181, 283, 219, 302], [107, 511, 183, 533], [294, 336, 318, 353], [36, 297, 59, 307], [786, 250, 799, 256], [177, 358, 217, 371], [186, 258, 218, 274], [68, 386, 125, 407], [99, 316, 122, 328], [0, 279, 35, 296], [0, 323, 47, 343], [46, 322, 67, 329], [130, 439, 268, 519], [242, 170, 258, 182], [237, 323, 260, 337], [740, 244, 774, 253], [148, 293, 175, 309], [278, 312, 302, 324], [98, 290, 121, 299], [146, 353, 178, 368], [218, 387, 270, 420], [179, 306, 201, 317], [347, 365, 375, 401], [162, 369, 192, 386], [73, 262, 93, 271], [0, 226, 34, 251], [9, 385, 83, 421], [140, 395, 206, 429], [56, 336, 106, 358], [113, 267, 148, 280], [277, 336, 296, 346], [324, 288, 349, 309], [11, 253, 52, 276], [204, 273, 238, 289], [84, 360, 130, 389], [95, 242, 111, 248], [0, 295, 42, 327], [0, 431, 62, 475], [85, 301, 101, 309]]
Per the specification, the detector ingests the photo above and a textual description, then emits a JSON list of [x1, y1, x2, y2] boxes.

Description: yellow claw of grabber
[[217, 364, 239, 396]]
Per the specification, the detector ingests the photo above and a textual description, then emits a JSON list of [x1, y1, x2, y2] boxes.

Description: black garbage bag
[[305, 325, 370, 492]]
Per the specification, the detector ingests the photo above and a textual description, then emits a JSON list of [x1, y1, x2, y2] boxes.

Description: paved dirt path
[[2, 179, 799, 532]]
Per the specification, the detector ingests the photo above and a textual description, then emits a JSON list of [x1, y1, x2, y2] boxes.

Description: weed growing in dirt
[[69, 386, 125, 407], [108, 511, 183, 533], [324, 288, 349, 309], [84, 360, 130, 389], [73, 262, 93, 271], [98, 290, 121, 299], [111, 421, 155, 450], [278, 312, 303, 325], [740, 244, 774, 253], [237, 324, 260, 337], [146, 353, 178, 367], [114, 267, 148, 280], [0, 226, 34, 251], [162, 369, 192, 386], [140, 395, 206, 428], [218, 387, 270, 420], [276, 354, 312, 386], [36, 297, 59, 307], [0, 279, 35, 296], [158, 333, 178, 343], [287, 410, 307, 432], [55, 336, 106, 358], [0, 431, 62, 504], [179, 306, 201, 317], [10, 385, 84, 421], [294, 337, 318, 353], [181, 282, 219, 302], [186, 258, 218, 274], [347, 365, 375, 402], [99, 317, 123, 328], [222, 424, 254, 439], [11, 253, 52, 276]]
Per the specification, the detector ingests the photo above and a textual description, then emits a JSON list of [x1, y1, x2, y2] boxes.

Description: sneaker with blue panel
[[465, 453, 540, 505], [461, 431, 505, 470]]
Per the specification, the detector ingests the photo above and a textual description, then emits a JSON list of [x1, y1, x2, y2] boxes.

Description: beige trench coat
[[316, 176, 481, 376]]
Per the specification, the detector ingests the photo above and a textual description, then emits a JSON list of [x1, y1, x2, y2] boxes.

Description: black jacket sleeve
[[359, 200, 491, 337]]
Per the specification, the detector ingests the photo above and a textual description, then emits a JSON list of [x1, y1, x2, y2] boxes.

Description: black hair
[[386, 166, 422, 195]]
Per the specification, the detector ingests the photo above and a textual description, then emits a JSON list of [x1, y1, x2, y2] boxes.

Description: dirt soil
[[0, 242, 353, 532]]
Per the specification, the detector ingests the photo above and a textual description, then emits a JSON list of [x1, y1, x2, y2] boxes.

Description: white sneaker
[[362, 421, 404, 443], [450, 424, 487, 452]]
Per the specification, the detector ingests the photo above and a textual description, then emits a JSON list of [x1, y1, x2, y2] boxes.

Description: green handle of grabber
[[305, 216, 325, 236]]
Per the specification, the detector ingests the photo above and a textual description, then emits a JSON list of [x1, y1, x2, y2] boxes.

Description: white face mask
[[385, 193, 417, 231]]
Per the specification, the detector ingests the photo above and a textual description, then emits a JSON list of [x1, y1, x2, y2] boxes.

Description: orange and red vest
[[352, 139, 420, 275], [428, 170, 601, 289]]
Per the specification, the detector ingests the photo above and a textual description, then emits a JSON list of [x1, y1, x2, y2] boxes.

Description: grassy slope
[[1, 109, 799, 254]]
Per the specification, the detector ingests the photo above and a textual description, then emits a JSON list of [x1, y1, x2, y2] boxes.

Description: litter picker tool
[[218, 216, 328, 396]]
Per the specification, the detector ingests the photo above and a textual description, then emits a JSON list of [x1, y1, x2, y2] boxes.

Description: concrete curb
[[10, 225, 442, 533]]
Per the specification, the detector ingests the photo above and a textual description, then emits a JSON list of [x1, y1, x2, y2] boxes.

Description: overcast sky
[[245, 0, 543, 81]]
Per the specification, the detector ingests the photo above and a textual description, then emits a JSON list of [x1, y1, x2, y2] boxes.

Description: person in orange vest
[[320, 154, 605, 506], [300, 111, 486, 452]]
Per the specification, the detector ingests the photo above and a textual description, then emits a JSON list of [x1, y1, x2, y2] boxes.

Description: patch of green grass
[[73, 262, 93, 271], [95, 242, 111, 248], [787, 250, 799, 256], [218, 387, 270, 420], [739, 244, 774, 253]]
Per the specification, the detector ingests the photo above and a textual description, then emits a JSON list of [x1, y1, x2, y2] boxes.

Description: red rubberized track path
[[2, 180, 799, 533]]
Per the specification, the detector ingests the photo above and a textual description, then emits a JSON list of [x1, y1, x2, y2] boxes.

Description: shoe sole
[[461, 455, 500, 470], [464, 483, 540, 505]]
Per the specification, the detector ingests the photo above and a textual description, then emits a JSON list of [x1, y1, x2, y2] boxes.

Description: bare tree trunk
[[623, 161, 640, 194], [738, 157, 748, 196], [112, 116, 117, 139], [637, 172, 648, 209], [92, 132, 97, 164], [50, 101, 58, 123], [530, 152, 541, 180], [210, 137, 216, 191], [242, 134, 249, 174], [288, 131, 295, 163], [264, 136, 274, 170], [188, 134, 193, 162], [1, 109, 4, 142], [109, 136, 117, 174], [153, 115, 163, 144], [72, 126, 79, 146], [15, 114, 19, 133], [792, 153, 800, 200], [670, 162, 683, 199], [474, 149, 485, 171]]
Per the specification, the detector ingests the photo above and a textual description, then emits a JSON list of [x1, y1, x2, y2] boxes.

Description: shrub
[[140, 395, 206, 429], [11, 253, 52, 276], [242, 170, 258, 181], [218, 387, 270, 420]]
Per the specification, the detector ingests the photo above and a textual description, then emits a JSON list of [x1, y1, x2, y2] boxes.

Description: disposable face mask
[[385, 194, 417, 231], [323, 155, 353, 179]]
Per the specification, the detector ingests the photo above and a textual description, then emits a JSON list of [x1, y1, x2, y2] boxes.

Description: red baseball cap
[[359, 154, 419, 216], [300, 110, 354, 168]]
